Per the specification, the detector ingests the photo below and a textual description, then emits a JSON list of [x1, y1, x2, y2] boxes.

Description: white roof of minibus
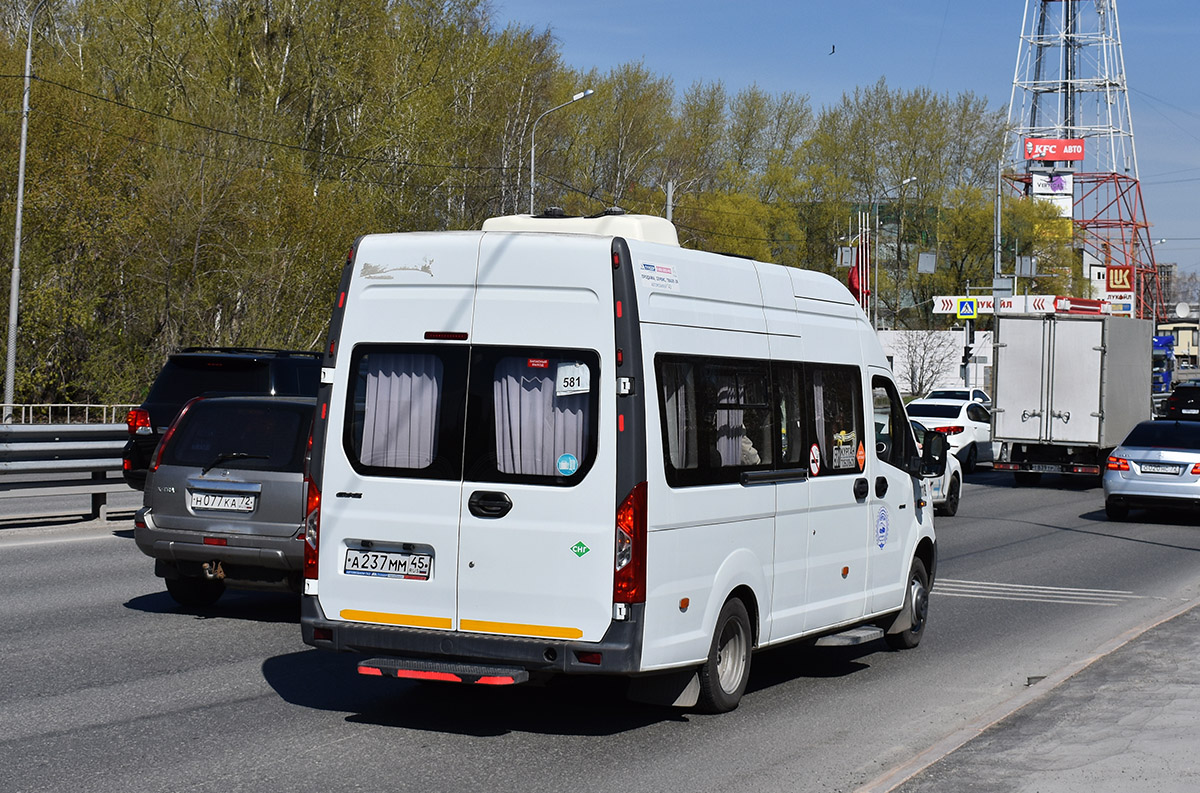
[[481, 213, 680, 247]]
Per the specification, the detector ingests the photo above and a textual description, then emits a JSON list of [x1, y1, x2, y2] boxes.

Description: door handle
[[853, 478, 869, 500], [875, 476, 889, 498], [468, 491, 513, 519]]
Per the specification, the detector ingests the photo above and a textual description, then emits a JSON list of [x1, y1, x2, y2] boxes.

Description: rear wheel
[[165, 576, 225, 607], [886, 558, 929, 650], [696, 598, 752, 713], [936, 475, 960, 517], [1105, 498, 1130, 521], [964, 444, 978, 474]]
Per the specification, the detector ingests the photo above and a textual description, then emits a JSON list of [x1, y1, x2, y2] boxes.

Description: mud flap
[[627, 670, 700, 708]]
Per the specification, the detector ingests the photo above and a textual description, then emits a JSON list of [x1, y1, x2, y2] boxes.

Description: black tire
[[1013, 471, 1042, 487], [165, 576, 225, 607], [936, 475, 960, 517], [1105, 498, 1130, 521], [885, 558, 929, 651], [696, 598, 753, 713], [964, 443, 978, 474]]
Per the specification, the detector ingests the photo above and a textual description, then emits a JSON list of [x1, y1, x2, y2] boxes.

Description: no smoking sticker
[[809, 443, 821, 476]]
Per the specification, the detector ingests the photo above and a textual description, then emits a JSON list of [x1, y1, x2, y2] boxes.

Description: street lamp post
[[6, 0, 49, 423], [873, 176, 916, 329], [529, 88, 594, 215]]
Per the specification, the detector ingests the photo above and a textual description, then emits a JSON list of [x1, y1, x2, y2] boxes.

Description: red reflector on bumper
[[203, 537, 228, 546], [391, 669, 463, 683], [357, 665, 384, 676]]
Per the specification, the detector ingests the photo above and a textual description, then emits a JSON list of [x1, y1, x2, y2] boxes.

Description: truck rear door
[[1046, 318, 1104, 444], [994, 316, 1050, 443]]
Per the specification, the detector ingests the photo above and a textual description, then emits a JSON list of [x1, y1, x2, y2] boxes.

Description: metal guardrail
[[1, 404, 137, 424], [0, 422, 130, 519]]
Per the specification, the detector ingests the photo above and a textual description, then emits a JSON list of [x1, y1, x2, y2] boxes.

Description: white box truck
[[299, 211, 948, 712], [992, 313, 1152, 484]]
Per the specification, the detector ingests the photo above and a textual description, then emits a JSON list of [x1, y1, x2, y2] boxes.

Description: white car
[[906, 398, 993, 473], [911, 420, 962, 517], [924, 387, 992, 410]]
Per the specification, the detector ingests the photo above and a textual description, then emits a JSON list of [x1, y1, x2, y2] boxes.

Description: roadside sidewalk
[[865, 599, 1200, 792]]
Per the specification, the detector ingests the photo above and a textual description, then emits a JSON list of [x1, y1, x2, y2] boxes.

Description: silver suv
[[134, 395, 315, 606]]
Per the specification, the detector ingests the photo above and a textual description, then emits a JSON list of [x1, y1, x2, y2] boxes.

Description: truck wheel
[[696, 597, 752, 713], [1105, 499, 1129, 521], [886, 558, 929, 650], [936, 475, 960, 517], [166, 576, 225, 607], [1014, 471, 1042, 487]]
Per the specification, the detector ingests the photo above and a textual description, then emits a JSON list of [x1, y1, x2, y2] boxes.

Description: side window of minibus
[[807, 364, 864, 476], [657, 355, 772, 486], [871, 378, 911, 469], [774, 362, 807, 467]]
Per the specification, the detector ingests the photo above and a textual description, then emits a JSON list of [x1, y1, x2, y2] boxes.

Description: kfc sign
[[1106, 265, 1134, 292], [1024, 138, 1085, 161]]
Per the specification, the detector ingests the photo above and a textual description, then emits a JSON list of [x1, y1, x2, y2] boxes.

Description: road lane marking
[[934, 578, 1142, 607]]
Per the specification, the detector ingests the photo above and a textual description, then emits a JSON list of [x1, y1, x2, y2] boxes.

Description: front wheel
[[885, 558, 930, 650], [696, 598, 752, 713]]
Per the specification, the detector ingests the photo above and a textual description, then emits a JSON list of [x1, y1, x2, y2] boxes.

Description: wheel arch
[[726, 584, 760, 647]]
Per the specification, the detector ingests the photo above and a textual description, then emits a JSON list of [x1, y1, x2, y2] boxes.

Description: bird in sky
[[829, 44, 835, 55]]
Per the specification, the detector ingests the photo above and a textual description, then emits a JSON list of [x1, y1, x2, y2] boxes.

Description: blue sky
[[490, 1, 1200, 276]]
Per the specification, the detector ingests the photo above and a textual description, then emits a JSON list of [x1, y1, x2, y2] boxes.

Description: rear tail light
[[614, 481, 647, 604], [1107, 456, 1130, 471], [1191, 463, 1200, 475], [932, 425, 965, 435], [303, 471, 321, 581], [126, 408, 152, 436], [151, 398, 201, 473]]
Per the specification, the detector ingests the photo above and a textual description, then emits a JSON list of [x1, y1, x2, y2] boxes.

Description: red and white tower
[[1007, 0, 1163, 321]]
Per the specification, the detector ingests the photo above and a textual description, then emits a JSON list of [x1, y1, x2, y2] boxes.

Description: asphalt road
[[2, 469, 1198, 793]]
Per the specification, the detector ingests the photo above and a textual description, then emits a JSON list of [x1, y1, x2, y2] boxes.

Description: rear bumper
[[301, 595, 645, 676], [134, 520, 304, 572]]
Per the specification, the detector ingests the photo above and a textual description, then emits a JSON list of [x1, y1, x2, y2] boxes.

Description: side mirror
[[919, 430, 948, 478]]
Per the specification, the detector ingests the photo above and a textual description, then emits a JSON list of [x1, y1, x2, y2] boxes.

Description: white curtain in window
[[359, 354, 442, 468], [661, 363, 697, 469], [494, 358, 588, 476], [715, 375, 744, 467]]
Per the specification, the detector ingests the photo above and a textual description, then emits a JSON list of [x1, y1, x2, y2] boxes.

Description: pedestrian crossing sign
[[956, 299, 977, 319]]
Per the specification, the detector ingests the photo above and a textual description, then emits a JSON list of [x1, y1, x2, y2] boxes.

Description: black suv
[[123, 348, 321, 489], [1163, 382, 1200, 421]]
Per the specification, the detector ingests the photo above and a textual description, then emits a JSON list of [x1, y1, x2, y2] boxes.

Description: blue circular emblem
[[557, 453, 579, 476], [876, 507, 890, 549]]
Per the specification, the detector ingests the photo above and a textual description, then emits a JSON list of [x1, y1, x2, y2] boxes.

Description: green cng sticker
[[571, 541, 590, 558]]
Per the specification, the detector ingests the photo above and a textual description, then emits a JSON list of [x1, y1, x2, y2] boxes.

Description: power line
[[21, 74, 513, 174]]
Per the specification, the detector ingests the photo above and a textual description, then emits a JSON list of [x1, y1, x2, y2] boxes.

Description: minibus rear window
[[344, 345, 469, 480], [464, 348, 601, 486]]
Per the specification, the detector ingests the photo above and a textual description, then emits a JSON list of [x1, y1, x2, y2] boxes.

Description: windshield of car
[[927, 390, 969, 400], [1122, 420, 1200, 450], [905, 403, 962, 419]]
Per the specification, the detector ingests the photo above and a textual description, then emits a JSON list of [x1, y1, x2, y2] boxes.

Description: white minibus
[[300, 211, 946, 712]]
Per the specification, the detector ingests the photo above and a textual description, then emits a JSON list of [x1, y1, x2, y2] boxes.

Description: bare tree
[[893, 330, 960, 396]]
